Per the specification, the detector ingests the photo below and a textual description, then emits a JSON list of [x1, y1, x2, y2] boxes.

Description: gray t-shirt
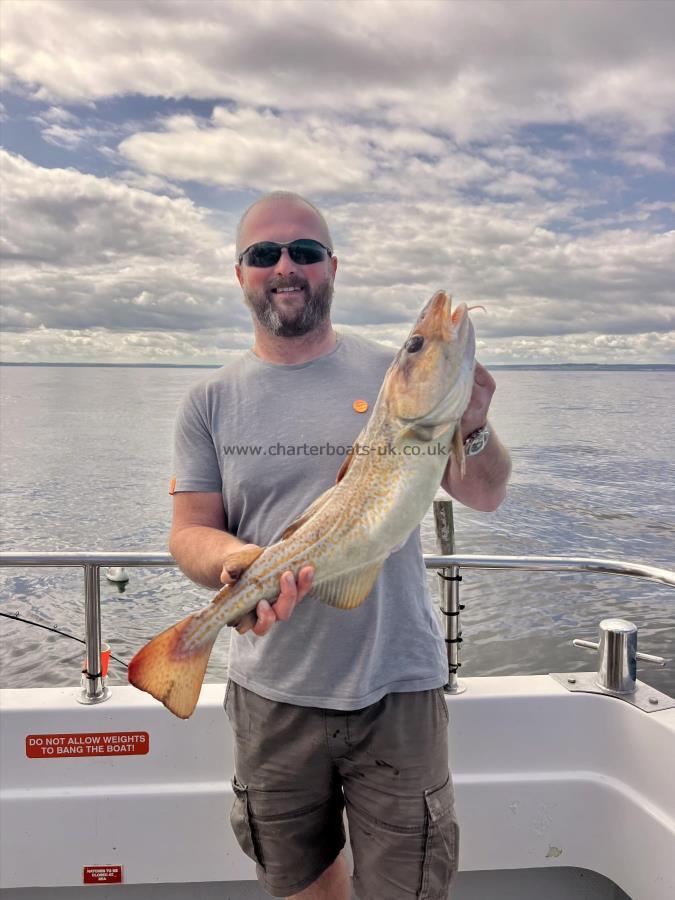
[[173, 332, 447, 710]]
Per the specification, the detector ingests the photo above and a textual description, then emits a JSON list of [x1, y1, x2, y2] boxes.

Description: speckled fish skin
[[128, 290, 476, 717]]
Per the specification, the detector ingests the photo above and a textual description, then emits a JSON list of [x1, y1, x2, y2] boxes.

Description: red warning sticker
[[26, 732, 149, 759], [84, 865, 123, 884]]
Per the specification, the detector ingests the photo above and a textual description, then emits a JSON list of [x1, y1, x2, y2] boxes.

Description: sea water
[[1, 364, 673, 697]]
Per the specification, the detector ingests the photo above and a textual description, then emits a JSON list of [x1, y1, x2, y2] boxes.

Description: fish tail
[[128, 601, 223, 719]]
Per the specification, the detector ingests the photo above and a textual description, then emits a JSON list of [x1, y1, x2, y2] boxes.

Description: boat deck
[[1, 676, 672, 899]]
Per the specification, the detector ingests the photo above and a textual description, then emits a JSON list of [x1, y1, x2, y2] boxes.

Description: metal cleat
[[551, 618, 674, 712]]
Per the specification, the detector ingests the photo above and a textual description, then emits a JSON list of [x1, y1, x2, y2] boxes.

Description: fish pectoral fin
[[335, 451, 354, 483], [222, 545, 265, 582], [231, 610, 258, 635], [401, 422, 451, 442], [311, 561, 383, 610], [452, 425, 466, 478], [280, 484, 337, 540]]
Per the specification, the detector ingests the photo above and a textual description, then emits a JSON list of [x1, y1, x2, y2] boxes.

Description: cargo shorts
[[224, 681, 459, 899]]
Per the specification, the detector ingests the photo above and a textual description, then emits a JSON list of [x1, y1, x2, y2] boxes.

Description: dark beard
[[244, 277, 334, 337]]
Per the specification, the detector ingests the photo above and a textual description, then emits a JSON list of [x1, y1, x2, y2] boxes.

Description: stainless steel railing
[[426, 551, 675, 692], [424, 554, 675, 585], [1, 546, 674, 703], [0, 552, 174, 704]]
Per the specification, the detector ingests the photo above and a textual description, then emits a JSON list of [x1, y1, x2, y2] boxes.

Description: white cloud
[[482, 330, 675, 365], [114, 169, 186, 197], [0, 150, 242, 333], [37, 121, 104, 149], [1, 2, 673, 364], [28, 107, 137, 152], [118, 104, 571, 203], [2, 322, 672, 367], [0, 325, 246, 365], [119, 108, 375, 195], [330, 199, 675, 337], [39, 105, 77, 123], [614, 150, 668, 172], [2, 0, 674, 142], [1, 150, 673, 364], [0, 150, 223, 264]]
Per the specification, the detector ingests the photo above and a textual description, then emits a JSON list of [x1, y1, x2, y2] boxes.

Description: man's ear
[[235, 263, 244, 287]]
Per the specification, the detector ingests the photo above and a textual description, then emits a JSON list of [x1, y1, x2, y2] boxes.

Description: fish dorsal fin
[[335, 451, 354, 483], [311, 561, 383, 610], [221, 545, 265, 583], [452, 425, 466, 478], [280, 484, 337, 540]]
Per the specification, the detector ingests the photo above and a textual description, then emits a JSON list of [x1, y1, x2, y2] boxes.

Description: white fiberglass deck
[[1, 675, 673, 899]]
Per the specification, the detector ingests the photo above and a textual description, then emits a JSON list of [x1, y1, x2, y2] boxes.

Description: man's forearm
[[442, 429, 511, 512], [169, 525, 247, 591]]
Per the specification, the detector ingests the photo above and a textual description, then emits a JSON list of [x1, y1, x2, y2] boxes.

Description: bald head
[[235, 191, 333, 259]]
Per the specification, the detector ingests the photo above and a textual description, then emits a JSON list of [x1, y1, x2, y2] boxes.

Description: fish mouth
[[450, 300, 469, 344], [416, 291, 468, 345], [451, 300, 467, 328], [417, 290, 450, 338]]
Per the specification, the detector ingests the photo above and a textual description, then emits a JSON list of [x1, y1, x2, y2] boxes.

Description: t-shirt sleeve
[[172, 384, 222, 493]]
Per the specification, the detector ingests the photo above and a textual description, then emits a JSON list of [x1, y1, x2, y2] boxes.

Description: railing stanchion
[[434, 499, 466, 694], [78, 564, 110, 705]]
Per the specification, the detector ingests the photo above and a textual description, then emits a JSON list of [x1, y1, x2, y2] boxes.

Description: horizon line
[[1, 361, 673, 370]]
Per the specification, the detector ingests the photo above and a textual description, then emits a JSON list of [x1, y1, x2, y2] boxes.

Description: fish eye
[[404, 334, 424, 353]]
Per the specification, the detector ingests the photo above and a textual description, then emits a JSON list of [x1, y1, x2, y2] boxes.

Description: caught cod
[[128, 290, 476, 718]]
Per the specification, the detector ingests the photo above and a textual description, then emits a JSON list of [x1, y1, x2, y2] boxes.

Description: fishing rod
[[0, 611, 129, 669]]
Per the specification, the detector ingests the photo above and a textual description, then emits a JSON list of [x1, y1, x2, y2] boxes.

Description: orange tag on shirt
[[169, 476, 176, 495], [353, 399, 368, 413]]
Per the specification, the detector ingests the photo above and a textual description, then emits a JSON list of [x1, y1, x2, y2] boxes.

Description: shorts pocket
[[230, 774, 264, 868], [434, 687, 450, 724], [419, 776, 458, 899]]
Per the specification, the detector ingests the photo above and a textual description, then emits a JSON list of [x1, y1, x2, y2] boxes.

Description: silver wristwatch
[[463, 423, 490, 458]]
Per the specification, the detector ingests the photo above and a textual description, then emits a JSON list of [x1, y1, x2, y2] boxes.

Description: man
[[170, 191, 511, 899]]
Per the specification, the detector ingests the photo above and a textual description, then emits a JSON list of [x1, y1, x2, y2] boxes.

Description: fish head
[[384, 290, 476, 437]]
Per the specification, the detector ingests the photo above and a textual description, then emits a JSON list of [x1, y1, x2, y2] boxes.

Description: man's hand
[[460, 361, 495, 439], [441, 361, 511, 511], [221, 544, 314, 637]]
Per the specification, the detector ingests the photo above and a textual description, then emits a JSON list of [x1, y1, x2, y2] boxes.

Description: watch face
[[466, 427, 489, 457]]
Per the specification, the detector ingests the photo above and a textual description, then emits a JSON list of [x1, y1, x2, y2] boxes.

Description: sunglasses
[[238, 238, 333, 268]]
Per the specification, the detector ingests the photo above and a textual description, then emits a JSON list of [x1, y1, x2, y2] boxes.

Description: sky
[[1, 0, 674, 365]]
